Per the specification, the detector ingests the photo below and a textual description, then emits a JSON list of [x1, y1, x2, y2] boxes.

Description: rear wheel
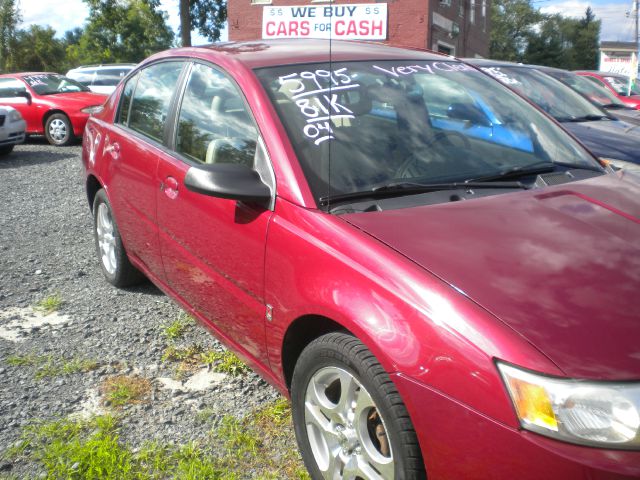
[[93, 189, 144, 287], [291, 332, 426, 480], [45, 113, 74, 146]]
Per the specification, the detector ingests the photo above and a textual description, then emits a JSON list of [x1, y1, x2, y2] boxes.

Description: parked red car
[[0, 73, 106, 145], [575, 71, 640, 109], [82, 40, 640, 479]]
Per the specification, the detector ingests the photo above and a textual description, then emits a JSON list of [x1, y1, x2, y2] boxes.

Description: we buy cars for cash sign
[[262, 4, 387, 40]]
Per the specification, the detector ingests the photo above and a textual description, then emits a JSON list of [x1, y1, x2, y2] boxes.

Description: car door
[[156, 62, 275, 364], [0, 78, 39, 131], [104, 61, 186, 281]]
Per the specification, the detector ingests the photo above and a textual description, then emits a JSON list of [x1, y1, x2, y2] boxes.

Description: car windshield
[[22, 73, 90, 95], [545, 70, 625, 107], [604, 75, 640, 96], [480, 66, 606, 121], [256, 60, 597, 202]]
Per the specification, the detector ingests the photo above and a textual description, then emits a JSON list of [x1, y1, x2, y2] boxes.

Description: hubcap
[[305, 367, 394, 479], [96, 203, 117, 275], [49, 118, 67, 142]]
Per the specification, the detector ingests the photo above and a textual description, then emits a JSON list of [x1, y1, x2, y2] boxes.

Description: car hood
[[342, 173, 640, 380], [606, 107, 640, 126], [43, 91, 107, 107], [562, 120, 640, 164]]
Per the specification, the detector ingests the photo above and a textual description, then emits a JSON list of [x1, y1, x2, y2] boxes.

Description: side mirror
[[17, 90, 32, 105], [184, 163, 271, 205], [447, 102, 491, 127]]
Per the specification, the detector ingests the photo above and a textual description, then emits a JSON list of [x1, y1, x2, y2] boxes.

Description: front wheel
[[45, 113, 74, 146], [0, 144, 14, 155], [291, 333, 426, 480], [93, 189, 144, 287]]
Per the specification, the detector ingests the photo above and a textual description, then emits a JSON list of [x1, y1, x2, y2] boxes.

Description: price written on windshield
[[279, 68, 360, 146], [263, 4, 387, 40]]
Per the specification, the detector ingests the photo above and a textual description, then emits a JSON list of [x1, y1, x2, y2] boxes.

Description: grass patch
[[161, 344, 203, 364], [5, 354, 99, 380], [161, 313, 193, 341], [200, 349, 250, 377], [34, 293, 63, 314], [6, 407, 309, 479], [101, 375, 151, 408]]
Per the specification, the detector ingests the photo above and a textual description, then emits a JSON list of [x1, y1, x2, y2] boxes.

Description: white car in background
[[66, 64, 136, 95], [0, 105, 25, 155]]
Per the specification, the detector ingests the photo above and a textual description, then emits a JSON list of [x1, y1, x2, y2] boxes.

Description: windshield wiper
[[601, 103, 629, 109], [467, 160, 602, 183], [318, 181, 527, 207], [557, 114, 610, 122], [466, 162, 556, 182]]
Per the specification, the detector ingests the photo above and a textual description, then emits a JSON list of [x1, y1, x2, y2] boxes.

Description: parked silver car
[[0, 105, 25, 155], [66, 64, 136, 95]]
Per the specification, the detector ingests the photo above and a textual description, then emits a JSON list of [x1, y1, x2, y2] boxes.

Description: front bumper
[[0, 119, 26, 146], [394, 373, 640, 479]]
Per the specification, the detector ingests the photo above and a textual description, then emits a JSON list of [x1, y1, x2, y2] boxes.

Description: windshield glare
[[257, 61, 597, 202], [481, 66, 606, 121], [23, 74, 90, 95]]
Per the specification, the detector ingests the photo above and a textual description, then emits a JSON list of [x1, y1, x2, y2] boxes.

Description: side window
[[176, 63, 258, 166], [0, 78, 26, 98], [117, 72, 139, 126], [128, 62, 184, 143]]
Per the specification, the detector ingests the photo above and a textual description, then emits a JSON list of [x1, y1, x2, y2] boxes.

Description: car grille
[[0, 116, 5, 127]]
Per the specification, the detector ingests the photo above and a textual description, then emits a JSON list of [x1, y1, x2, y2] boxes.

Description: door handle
[[105, 141, 120, 160], [161, 176, 179, 199]]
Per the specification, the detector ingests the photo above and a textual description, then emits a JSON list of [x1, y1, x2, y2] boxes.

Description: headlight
[[81, 105, 103, 114], [599, 157, 640, 174], [9, 109, 22, 122], [497, 362, 640, 449]]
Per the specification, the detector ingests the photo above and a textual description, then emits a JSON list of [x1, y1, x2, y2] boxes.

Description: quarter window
[[128, 62, 184, 142], [117, 72, 139, 126], [176, 63, 258, 166]]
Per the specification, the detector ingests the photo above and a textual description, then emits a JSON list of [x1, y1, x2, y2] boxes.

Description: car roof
[[462, 58, 525, 68], [68, 64, 137, 71], [149, 39, 447, 69], [0, 72, 60, 79]]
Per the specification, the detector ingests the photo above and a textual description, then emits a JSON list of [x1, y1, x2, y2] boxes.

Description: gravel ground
[[0, 139, 294, 478]]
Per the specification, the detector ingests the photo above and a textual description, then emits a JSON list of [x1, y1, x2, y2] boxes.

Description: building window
[[482, 0, 486, 16], [458, 4, 464, 17], [470, 0, 475, 24], [439, 0, 452, 6], [251, 0, 272, 4], [437, 41, 455, 56]]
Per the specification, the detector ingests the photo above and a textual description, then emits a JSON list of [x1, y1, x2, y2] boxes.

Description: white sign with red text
[[262, 4, 387, 40]]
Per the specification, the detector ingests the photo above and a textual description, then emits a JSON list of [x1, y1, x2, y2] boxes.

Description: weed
[[199, 349, 249, 376], [34, 293, 63, 314], [5, 354, 98, 379], [162, 343, 203, 363], [217, 415, 259, 456], [101, 375, 151, 408], [161, 313, 193, 341]]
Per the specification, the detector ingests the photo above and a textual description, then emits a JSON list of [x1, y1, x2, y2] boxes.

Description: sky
[[17, 0, 636, 44]]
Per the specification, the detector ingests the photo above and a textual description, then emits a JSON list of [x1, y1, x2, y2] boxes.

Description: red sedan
[[0, 72, 106, 145], [575, 71, 640, 109], [82, 40, 640, 479]]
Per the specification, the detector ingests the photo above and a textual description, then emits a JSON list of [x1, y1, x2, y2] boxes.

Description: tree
[[490, 0, 542, 61], [0, 0, 20, 71], [572, 7, 600, 69], [179, 0, 226, 47], [68, 0, 174, 65], [9, 25, 67, 72], [524, 15, 576, 68]]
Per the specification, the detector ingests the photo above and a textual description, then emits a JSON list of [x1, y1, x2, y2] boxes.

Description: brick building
[[227, 0, 491, 58]]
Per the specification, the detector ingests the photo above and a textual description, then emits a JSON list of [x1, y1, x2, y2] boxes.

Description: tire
[[0, 145, 14, 155], [92, 189, 144, 287], [44, 113, 74, 146], [291, 332, 426, 480]]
